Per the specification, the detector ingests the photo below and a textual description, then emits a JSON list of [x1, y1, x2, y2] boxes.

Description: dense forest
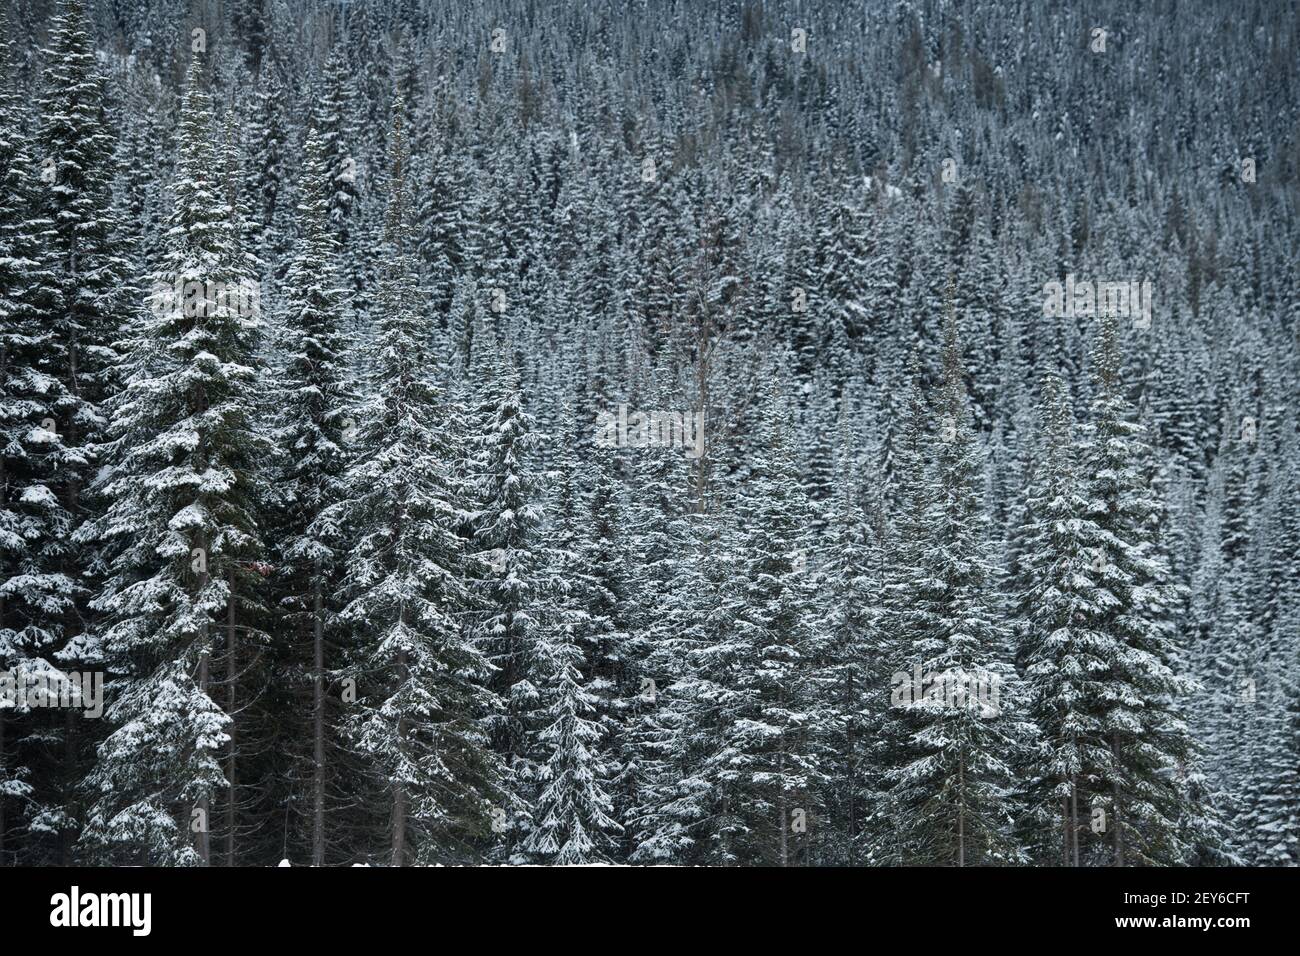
[[0, 0, 1297, 866]]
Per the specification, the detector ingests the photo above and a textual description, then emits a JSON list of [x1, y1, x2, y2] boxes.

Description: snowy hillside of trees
[[0, 0, 1297, 867]]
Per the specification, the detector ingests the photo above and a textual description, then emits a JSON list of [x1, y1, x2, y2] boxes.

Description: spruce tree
[[1015, 373, 1113, 864], [880, 308, 1034, 866], [712, 381, 827, 865], [270, 125, 352, 866], [24, 0, 133, 857], [79, 52, 268, 865], [467, 321, 547, 858], [523, 415, 620, 863], [325, 92, 499, 865], [818, 412, 887, 865], [1082, 310, 1219, 865], [0, 16, 59, 863]]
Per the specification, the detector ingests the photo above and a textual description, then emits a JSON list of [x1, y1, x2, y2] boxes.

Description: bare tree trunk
[[312, 560, 325, 867], [225, 578, 237, 866]]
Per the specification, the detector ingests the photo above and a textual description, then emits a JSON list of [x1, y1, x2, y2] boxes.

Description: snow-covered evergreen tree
[[1081, 310, 1222, 866], [1015, 372, 1113, 864], [707, 380, 828, 866], [523, 415, 620, 864], [817, 406, 887, 864], [880, 305, 1035, 866], [0, 0, 1291, 869], [325, 91, 499, 865], [0, 15, 55, 860], [465, 319, 547, 858], [78, 51, 268, 865], [270, 125, 352, 867]]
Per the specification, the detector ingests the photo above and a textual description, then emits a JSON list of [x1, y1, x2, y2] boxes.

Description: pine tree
[[24, 0, 133, 857], [414, 141, 465, 318], [619, 411, 711, 863], [626, 506, 721, 865], [245, 66, 292, 288], [314, 46, 361, 252]]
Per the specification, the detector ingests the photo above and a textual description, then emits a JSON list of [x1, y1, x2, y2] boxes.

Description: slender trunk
[[1111, 732, 1124, 866], [312, 560, 325, 867], [720, 794, 730, 865], [1070, 773, 1080, 867], [957, 753, 966, 867], [61, 402, 80, 867], [391, 783, 407, 867], [60, 709, 75, 864], [846, 672, 856, 866], [196, 645, 211, 866], [194, 530, 211, 867], [1061, 796, 1070, 866], [0, 704, 6, 864], [778, 771, 788, 866], [391, 638, 408, 867], [225, 578, 237, 866], [693, 333, 710, 513]]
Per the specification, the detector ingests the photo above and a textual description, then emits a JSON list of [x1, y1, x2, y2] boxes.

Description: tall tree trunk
[[61, 709, 75, 864], [1061, 796, 1070, 866], [391, 639, 408, 867], [225, 578, 237, 866], [61, 400, 81, 867], [1070, 773, 1080, 867], [196, 644, 211, 866], [391, 770, 407, 866], [846, 672, 857, 866], [1111, 732, 1124, 866], [778, 793, 788, 867], [194, 531, 211, 867], [0, 703, 6, 864], [312, 560, 325, 867], [957, 753, 966, 867], [720, 793, 730, 865]]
